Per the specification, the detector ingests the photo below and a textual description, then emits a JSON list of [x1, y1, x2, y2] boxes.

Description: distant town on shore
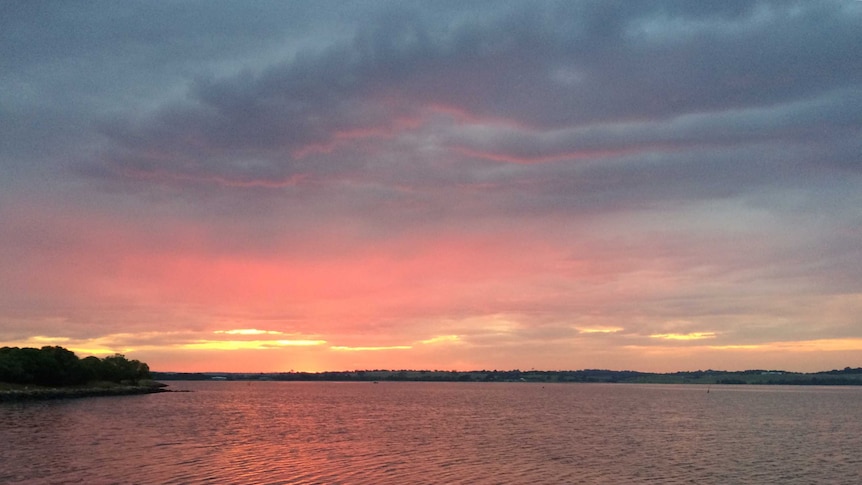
[[152, 367, 862, 386]]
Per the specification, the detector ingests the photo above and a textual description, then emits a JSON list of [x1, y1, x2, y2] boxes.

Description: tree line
[[0, 346, 151, 387], [152, 367, 862, 385]]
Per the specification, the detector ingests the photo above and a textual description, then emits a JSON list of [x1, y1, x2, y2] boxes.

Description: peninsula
[[0, 346, 166, 402]]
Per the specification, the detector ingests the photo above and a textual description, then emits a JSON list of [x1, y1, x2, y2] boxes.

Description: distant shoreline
[[151, 368, 862, 386]]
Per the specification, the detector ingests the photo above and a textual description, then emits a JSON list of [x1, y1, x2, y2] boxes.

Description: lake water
[[1, 382, 861, 484]]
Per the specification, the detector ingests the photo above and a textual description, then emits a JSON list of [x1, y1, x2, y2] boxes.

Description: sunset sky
[[2, 1, 861, 373]]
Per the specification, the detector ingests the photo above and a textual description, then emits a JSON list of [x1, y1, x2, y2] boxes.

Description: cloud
[[1, 1, 861, 372], [214, 329, 286, 336], [330, 345, 412, 352], [77, 1, 860, 195], [419, 335, 461, 345], [650, 332, 717, 341]]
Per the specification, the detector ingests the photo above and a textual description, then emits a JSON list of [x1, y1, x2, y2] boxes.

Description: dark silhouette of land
[[0, 346, 165, 401], [151, 367, 862, 385]]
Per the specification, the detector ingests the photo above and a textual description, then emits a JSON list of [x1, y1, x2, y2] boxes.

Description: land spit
[[0, 382, 170, 402]]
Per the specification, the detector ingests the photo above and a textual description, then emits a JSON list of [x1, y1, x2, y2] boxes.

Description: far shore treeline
[[0, 346, 151, 387], [152, 367, 862, 386], [3, 345, 859, 387]]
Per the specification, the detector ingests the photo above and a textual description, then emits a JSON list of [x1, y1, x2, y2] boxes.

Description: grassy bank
[[0, 380, 168, 402]]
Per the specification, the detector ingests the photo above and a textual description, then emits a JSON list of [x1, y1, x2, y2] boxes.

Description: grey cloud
[[4, 1, 861, 250], [447, 89, 862, 161], [80, 0, 860, 194], [1, 0, 369, 178]]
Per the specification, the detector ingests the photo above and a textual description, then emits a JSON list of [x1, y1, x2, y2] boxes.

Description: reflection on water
[[2, 382, 861, 484]]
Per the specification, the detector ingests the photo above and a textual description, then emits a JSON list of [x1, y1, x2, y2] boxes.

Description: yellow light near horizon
[[708, 344, 762, 350], [70, 347, 120, 356], [20, 336, 72, 345], [181, 339, 326, 351], [4, 336, 113, 354], [273, 340, 327, 346], [214, 329, 284, 335], [419, 335, 460, 345], [578, 327, 624, 334], [330, 345, 413, 352], [4, 335, 144, 358], [765, 338, 862, 352], [650, 332, 716, 341], [705, 339, 862, 352], [629, 337, 862, 354]]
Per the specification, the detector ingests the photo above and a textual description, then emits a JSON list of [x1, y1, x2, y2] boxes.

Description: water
[[2, 382, 861, 484]]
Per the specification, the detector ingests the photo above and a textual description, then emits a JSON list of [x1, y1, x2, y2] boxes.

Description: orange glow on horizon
[[181, 339, 327, 351], [751, 338, 862, 352], [5, 332, 862, 373], [214, 329, 286, 336], [578, 327, 624, 334], [626, 338, 862, 356], [330, 345, 413, 351], [419, 335, 461, 345], [650, 332, 717, 341]]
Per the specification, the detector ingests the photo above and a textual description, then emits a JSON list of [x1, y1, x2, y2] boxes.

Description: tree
[[79, 356, 104, 383], [100, 354, 150, 384], [0, 347, 151, 386], [0, 347, 31, 384], [40, 346, 84, 386]]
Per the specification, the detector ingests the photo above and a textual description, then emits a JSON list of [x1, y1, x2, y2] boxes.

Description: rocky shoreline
[[0, 383, 171, 402]]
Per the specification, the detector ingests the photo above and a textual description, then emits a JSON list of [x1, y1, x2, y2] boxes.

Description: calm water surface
[[2, 382, 860, 484]]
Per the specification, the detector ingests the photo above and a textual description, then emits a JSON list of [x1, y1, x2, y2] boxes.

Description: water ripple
[[2, 383, 861, 484]]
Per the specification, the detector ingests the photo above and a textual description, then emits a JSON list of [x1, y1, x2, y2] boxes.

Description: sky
[[1, 0, 861, 373]]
